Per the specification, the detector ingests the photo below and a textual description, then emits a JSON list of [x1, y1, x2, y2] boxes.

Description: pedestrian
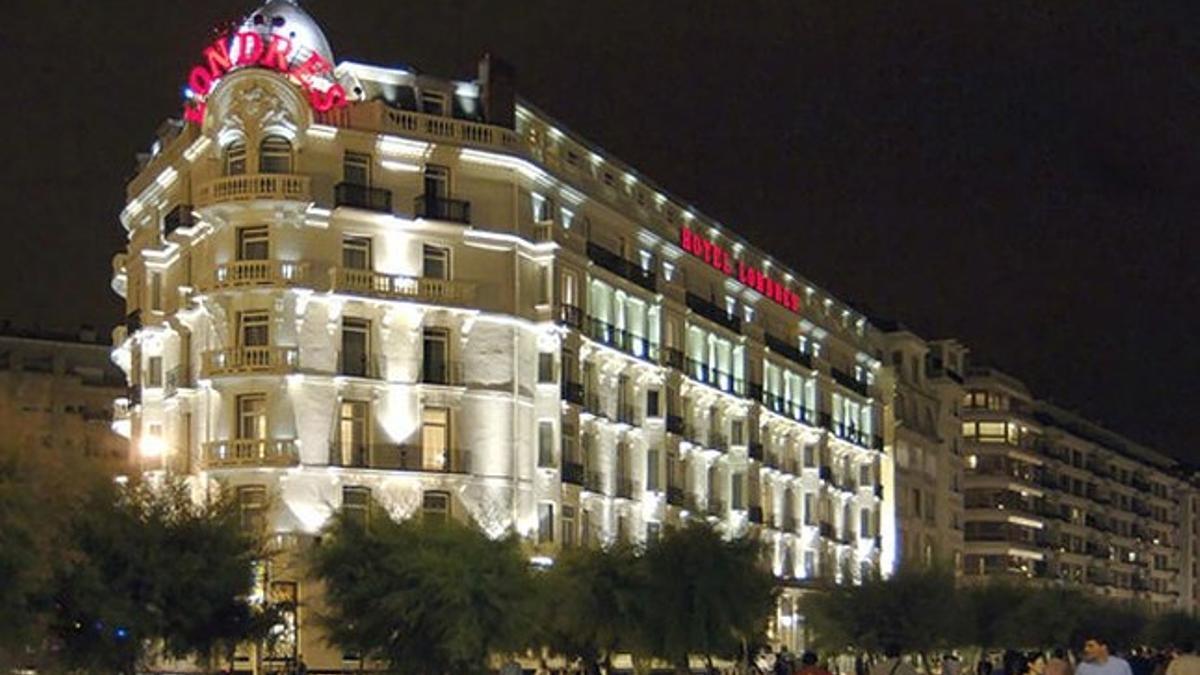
[[943, 654, 962, 675], [980, 659, 995, 675], [1076, 636, 1133, 675], [776, 647, 794, 675], [1167, 642, 1200, 675], [1047, 649, 1072, 675], [798, 651, 833, 675], [1024, 653, 1047, 675], [870, 644, 918, 675]]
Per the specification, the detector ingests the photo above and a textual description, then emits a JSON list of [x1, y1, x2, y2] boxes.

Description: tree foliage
[[310, 506, 538, 675]]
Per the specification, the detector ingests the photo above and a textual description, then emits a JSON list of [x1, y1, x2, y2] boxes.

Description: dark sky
[[2, 1, 1197, 457]]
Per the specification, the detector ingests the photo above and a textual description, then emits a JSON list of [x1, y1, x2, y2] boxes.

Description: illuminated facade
[[881, 328, 966, 573], [960, 367, 1197, 612], [110, 0, 889, 665]]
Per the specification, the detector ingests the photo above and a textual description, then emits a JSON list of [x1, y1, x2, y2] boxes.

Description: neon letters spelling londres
[[183, 30, 347, 124], [680, 226, 802, 313]]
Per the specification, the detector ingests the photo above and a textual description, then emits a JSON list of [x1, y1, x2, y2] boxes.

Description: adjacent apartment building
[[961, 366, 1197, 612], [111, 1, 891, 664]]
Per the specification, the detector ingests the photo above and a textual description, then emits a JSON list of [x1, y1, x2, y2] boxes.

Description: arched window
[[259, 135, 293, 174], [224, 140, 247, 176]]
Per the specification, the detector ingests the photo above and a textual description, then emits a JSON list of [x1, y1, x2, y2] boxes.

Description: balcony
[[210, 260, 309, 290], [665, 414, 685, 435], [764, 333, 813, 369], [760, 391, 812, 425], [706, 498, 726, 517], [585, 241, 657, 293], [874, 483, 884, 500], [204, 439, 298, 468], [819, 522, 836, 539], [201, 347, 298, 377], [163, 203, 195, 237], [196, 174, 311, 206], [662, 347, 684, 370], [584, 316, 660, 363], [330, 268, 475, 305], [831, 368, 869, 397], [748, 505, 764, 524], [316, 101, 521, 155], [562, 461, 585, 485], [413, 194, 471, 224], [818, 465, 833, 482], [330, 444, 470, 473], [748, 442, 764, 462], [684, 357, 744, 396], [557, 304, 584, 329], [685, 292, 741, 333], [334, 182, 392, 213], [561, 380, 585, 405]]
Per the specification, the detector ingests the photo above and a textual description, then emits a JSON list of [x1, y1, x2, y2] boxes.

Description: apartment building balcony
[[556, 304, 584, 330], [413, 194, 471, 224], [196, 174, 311, 207], [561, 380, 585, 405], [329, 268, 476, 305], [760, 391, 813, 425], [163, 203, 195, 236], [831, 367, 870, 397], [764, 333, 813, 369], [684, 357, 744, 396], [204, 439, 298, 468], [334, 181, 392, 213], [819, 522, 836, 540], [665, 413, 685, 435], [201, 346, 298, 377], [748, 505, 765, 524], [748, 441, 764, 461], [706, 498, 726, 517], [332, 445, 470, 473], [562, 461, 585, 485], [666, 485, 685, 507], [662, 346, 684, 370], [585, 241, 657, 293], [818, 465, 834, 482], [584, 316, 659, 362], [685, 292, 741, 333], [209, 260, 310, 290], [316, 101, 521, 155]]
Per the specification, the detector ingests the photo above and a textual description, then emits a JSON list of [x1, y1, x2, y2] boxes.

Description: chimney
[[478, 53, 516, 129]]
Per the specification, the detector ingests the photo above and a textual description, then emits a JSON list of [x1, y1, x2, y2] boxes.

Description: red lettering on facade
[[202, 40, 232, 79], [308, 84, 346, 112], [680, 227, 801, 315], [188, 65, 214, 97], [260, 35, 293, 72], [233, 32, 264, 66]]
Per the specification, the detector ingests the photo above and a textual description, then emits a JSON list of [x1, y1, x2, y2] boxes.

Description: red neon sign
[[182, 31, 347, 124], [680, 226, 801, 313]]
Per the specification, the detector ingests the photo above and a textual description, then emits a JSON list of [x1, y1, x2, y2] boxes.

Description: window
[[731, 419, 745, 445], [422, 244, 449, 280], [421, 407, 449, 470], [237, 394, 267, 440], [422, 328, 450, 384], [237, 485, 266, 531], [646, 389, 661, 418], [860, 508, 872, 537], [337, 400, 370, 467], [537, 421, 555, 468], [341, 318, 370, 377], [538, 503, 554, 543], [237, 226, 270, 261], [423, 164, 450, 198], [149, 272, 163, 311], [422, 490, 450, 524], [804, 493, 815, 525], [224, 140, 247, 175], [731, 472, 744, 509], [342, 236, 372, 270], [538, 353, 555, 383], [259, 135, 292, 174], [859, 463, 872, 486], [646, 448, 660, 491], [421, 90, 447, 116], [803, 444, 815, 468], [343, 151, 371, 186], [147, 356, 163, 388], [646, 521, 662, 544], [532, 192, 553, 222], [560, 206, 574, 229], [343, 486, 370, 527], [562, 505, 576, 548]]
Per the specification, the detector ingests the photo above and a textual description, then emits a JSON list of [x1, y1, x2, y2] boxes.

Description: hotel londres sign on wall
[[680, 226, 802, 314], [182, 30, 348, 124]]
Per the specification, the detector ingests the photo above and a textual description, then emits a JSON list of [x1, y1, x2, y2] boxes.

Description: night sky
[[2, 1, 1196, 457]]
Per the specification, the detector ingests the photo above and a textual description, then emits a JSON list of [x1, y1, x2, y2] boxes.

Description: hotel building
[[961, 366, 1197, 612], [111, 0, 889, 664]]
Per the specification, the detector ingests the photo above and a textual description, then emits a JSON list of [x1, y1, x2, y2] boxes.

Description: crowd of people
[[757, 636, 1200, 675]]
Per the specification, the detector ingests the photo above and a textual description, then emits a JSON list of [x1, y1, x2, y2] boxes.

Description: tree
[[540, 544, 647, 673], [310, 505, 538, 675], [641, 522, 777, 674], [50, 477, 272, 673]]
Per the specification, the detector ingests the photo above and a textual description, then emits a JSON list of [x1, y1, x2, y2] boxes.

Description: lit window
[[343, 151, 371, 186], [238, 311, 269, 347], [259, 135, 292, 174], [560, 207, 574, 229], [224, 140, 247, 176], [342, 236, 372, 271], [237, 394, 267, 440], [422, 490, 450, 524], [337, 400, 370, 467], [237, 226, 269, 261], [537, 421, 555, 468], [421, 407, 450, 470], [237, 485, 266, 531], [422, 244, 450, 280], [538, 503, 554, 543]]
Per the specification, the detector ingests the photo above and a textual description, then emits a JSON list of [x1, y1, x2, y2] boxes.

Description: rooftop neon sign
[[680, 226, 802, 313], [182, 30, 347, 124]]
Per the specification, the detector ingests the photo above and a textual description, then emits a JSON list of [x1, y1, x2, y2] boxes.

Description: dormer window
[[259, 135, 293, 174], [224, 140, 247, 176]]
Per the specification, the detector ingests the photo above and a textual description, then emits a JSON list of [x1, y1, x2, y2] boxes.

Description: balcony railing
[[831, 368, 870, 397], [329, 444, 469, 473], [666, 485, 685, 506], [764, 333, 813, 369], [330, 268, 475, 305], [706, 498, 726, 517], [685, 292, 741, 333], [748, 505, 765, 524], [316, 101, 521, 154], [584, 316, 660, 362], [585, 241, 657, 293], [662, 347, 684, 370], [209, 260, 310, 290], [201, 347, 299, 377], [760, 391, 812, 425], [197, 174, 311, 206], [334, 182, 392, 213], [684, 357, 744, 396], [748, 441, 764, 462], [204, 439, 298, 468], [413, 194, 471, 224], [561, 380, 585, 405], [665, 414, 685, 435], [562, 461, 585, 485], [163, 203, 195, 236]]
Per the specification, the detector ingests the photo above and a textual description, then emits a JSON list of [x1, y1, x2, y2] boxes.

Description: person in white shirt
[[1166, 642, 1200, 675], [1076, 636, 1133, 675], [871, 644, 918, 675]]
